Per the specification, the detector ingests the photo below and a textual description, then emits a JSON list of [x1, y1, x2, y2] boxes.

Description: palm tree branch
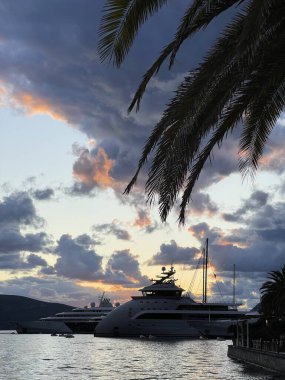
[[98, 0, 168, 66]]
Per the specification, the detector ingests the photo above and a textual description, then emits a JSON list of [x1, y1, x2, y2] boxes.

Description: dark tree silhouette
[[99, 0, 285, 223], [260, 265, 285, 317]]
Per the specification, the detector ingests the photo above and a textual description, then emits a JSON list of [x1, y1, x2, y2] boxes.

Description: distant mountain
[[0, 294, 74, 330]]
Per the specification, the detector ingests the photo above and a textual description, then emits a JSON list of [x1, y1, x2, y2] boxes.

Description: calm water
[[0, 333, 284, 380]]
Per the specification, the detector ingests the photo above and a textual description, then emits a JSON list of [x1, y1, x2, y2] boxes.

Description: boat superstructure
[[95, 255, 246, 338], [60, 296, 114, 333]]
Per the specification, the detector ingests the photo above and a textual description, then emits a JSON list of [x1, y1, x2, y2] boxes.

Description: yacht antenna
[[233, 264, 236, 305]]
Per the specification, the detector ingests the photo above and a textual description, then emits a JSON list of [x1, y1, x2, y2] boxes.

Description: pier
[[227, 319, 285, 374]]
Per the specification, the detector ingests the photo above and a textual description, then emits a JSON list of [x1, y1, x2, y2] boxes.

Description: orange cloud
[[73, 147, 115, 189], [218, 238, 248, 249], [13, 92, 67, 122], [260, 146, 285, 169], [133, 209, 152, 228]]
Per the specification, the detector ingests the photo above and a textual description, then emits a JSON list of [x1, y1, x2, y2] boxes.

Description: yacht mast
[[204, 238, 208, 303], [233, 264, 236, 305], [202, 248, 205, 303]]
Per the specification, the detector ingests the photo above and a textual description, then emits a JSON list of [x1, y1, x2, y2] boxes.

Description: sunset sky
[[0, 0, 284, 309]]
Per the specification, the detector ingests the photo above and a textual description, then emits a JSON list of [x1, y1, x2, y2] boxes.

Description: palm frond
[[239, 28, 285, 177], [169, 0, 243, 68], [125, 11, 247, 195], [128, 0, 244, 111], [98, 0, 167, 66]]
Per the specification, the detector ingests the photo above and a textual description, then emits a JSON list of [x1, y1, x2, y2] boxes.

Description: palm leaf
[[128, 0, 244, 111], [98, 0, 167, 66]]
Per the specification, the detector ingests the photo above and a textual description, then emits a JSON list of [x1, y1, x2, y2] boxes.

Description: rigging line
[[187, 252, 203, 293], [206, 255, 225, 301], [179, 264, 186, 287], [195, 275, 203, 302]]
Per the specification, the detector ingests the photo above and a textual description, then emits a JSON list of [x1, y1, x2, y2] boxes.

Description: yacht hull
[[95, 319, 234, 338], [94, 300, 237, 338], [16, 321, 72, 334], [65, 321, 98, 334]]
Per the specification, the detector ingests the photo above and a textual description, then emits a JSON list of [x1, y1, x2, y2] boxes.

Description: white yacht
[[95, 266, 245, 338], [16, 296, 115, 334]]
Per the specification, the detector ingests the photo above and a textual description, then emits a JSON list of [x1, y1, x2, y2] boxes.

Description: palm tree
[[260, 265, 285, 317], [99, 0, 285, 223]]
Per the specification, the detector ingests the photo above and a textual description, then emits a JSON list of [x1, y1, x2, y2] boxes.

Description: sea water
[[0, 333, 284, 380]]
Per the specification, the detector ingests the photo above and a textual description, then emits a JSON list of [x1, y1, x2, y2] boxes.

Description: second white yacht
[[16, 295, 115, 334]]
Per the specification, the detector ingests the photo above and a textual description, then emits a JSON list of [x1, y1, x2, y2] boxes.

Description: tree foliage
[[260, 265, 285, 317], [99, 0, 285, 223]]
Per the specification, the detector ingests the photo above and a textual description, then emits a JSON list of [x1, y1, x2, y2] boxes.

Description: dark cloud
[[0, 192, 49, 271], [0, 227, 48, 253], [32, 188, 54, 200], [209, 242, 284, 273], [43, 235, 148, 287], [0, 252, 47, 270], [104, 249, 148, 287], [187, 213, 285, 275], [92, 222, 131, 241], [223, 190, 269, 223], [53, 234, 103, 281], [148, 240, 200, 266], [26, 253, 47, 267], [181, 192, 218, 219], [0, 192, 42, 227], [208, 274, 263, 309], [188, 223, 221, 245]]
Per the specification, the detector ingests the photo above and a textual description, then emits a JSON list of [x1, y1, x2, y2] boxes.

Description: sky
[[0, 0, 284, 309]]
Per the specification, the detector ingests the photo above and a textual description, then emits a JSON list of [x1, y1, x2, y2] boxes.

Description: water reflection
[[0, 334, 284, 380]]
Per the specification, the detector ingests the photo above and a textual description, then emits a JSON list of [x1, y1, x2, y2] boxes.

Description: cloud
[[188, 223, 221, 245], [40, 233, 149, 287], [148, 240, 200, 266], [12, 91, 67, 122], [0, 252, 47, 270], [0, 192, 50, 270], [0, 227, 48, 253], [104, 249, 149, 287], [0, 191, 43, 227], [223, 190, 269, 223], [32, 188, 54, 200], [182, 192, 218, 218], [133, 208, 159, 233], [71, 147, 115, 194], [92, 221, 131, 240], [53, 234, 103, 281]]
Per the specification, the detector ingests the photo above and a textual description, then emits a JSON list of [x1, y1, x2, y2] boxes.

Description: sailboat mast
[[233, 264, 236, 305], [202, 248, 205, 303], [204, 238, 208, 303]]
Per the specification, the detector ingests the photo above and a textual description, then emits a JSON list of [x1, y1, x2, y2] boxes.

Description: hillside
[[0, 294, 74, 330]]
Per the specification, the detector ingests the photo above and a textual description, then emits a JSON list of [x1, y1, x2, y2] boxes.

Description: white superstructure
[[42, 296, 114, 333]]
